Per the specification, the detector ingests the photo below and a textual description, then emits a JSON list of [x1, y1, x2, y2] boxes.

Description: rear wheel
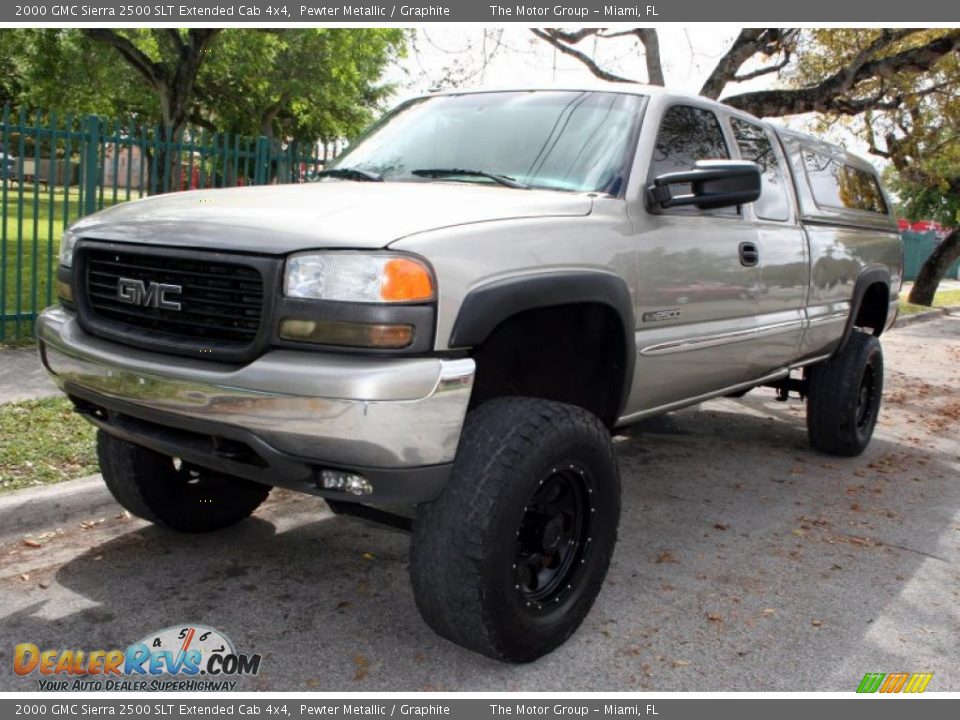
[[806, 332, 884, 456], [97, 432, 270, 533], [409, 397, 620, 662]]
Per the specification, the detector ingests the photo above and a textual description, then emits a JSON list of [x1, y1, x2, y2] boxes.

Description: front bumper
[[37, 306, 475, 503]]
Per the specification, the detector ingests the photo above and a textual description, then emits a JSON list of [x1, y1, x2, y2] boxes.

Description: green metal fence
[[902, 230, 960, 283], [1, 105, 325, 342]]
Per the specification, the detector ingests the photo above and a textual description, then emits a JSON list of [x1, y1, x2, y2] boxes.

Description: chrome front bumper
[[37, 307, 475, 500]]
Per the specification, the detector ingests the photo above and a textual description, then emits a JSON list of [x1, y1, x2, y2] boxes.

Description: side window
[[730, 118, 790, 221], [843, 165, 888, 214], [650, 105, 730, 208], [803, 151, 888, 214]]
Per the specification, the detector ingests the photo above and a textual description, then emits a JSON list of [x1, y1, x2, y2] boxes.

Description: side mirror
[[647, 160, 761, 211]]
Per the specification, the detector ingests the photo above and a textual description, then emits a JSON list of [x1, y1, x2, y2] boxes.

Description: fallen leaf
[[811, 619, 822, 627], [671, 660, 690, 668], [353, 654, 370, 681], [762, 608, 776, 617], [655, 550, 678, 564], [22, 539, 42, 548], [19, 574, 30, 581], [362, 552, 375, 561], [706, 613, 723, 623], [713, 523, 729, 531]]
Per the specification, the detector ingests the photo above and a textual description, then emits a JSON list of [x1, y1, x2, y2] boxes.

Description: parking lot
[[2, 314, 958, 691]]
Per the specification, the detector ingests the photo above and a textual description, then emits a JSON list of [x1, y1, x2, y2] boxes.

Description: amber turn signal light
[[380, 258, 434, 302]]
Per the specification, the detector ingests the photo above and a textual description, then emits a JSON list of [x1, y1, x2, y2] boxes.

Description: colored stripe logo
[[857, 672, 933, 693]]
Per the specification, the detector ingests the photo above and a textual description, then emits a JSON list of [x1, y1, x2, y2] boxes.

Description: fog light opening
[[320, 469, 373, 496]]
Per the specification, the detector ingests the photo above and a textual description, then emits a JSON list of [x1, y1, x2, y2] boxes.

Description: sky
[[383, 27, 872, 161], [392, 27, 759, 95]]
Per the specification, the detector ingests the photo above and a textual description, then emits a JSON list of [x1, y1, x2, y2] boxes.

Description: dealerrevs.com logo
[[14, 625, 262, 691]]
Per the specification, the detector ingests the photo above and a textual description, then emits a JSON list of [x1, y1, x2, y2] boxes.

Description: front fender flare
[[449, 271, 636, 415]]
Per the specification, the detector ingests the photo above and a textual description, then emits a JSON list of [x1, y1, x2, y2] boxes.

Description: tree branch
[[636, 29, 664, 86], [530, 28, 637, 84], [700, 29, 784, 99], [723, 30, 960, 117], [731, 52, 792, 83], [82, 29, 164, 88]]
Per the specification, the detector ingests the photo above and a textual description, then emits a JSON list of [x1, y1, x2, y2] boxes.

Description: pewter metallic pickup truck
[[38, 86, 902, 662]]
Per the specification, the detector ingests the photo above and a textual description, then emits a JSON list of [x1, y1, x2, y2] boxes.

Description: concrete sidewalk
[[0, 346, 59, 403]]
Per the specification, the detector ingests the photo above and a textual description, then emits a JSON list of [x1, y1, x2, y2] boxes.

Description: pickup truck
[[37, 85, 902, 663]]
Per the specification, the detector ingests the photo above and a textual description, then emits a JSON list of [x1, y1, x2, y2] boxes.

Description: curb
[[893, 305, 960, 328], [0, 474, 118, 544]]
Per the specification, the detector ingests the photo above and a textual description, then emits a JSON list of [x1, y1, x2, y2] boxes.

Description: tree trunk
[[908, 229, 960, 306]]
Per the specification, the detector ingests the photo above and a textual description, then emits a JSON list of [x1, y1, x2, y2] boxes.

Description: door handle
[[739, 241, 759, 267]]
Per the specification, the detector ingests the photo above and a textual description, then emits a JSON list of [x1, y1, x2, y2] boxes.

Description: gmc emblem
[[116, 277, 182, 311]]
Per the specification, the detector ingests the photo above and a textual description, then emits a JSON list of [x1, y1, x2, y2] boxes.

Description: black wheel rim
[[856, 363, 878, 431], [513, 464, 593, 611]]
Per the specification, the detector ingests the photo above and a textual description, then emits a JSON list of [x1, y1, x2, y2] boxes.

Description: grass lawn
[[898, 288, 960, 315], [1, 183, 134, 341], [0, 396, 98, 493]]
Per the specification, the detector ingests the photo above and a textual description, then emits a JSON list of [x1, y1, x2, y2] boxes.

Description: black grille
[[80, 246, 267, 358]]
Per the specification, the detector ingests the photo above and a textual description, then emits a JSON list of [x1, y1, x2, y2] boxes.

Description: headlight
[[284, 252, 434, 303], [58, 229, 79, 268]]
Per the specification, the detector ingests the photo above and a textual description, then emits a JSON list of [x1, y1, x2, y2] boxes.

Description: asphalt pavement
[[1, 314, 958, 691]]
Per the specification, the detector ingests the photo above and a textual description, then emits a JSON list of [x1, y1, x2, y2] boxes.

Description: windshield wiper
[[411, 168, 528, 189], [315, 167, 383, 182]]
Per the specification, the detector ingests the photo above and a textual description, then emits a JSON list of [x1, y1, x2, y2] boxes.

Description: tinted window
[[803, 151, 887, 214], [731, 118, 790, 221], [650, 105, 730, 205], [330, 91, 644, 194], [843, 165, 888, 213]]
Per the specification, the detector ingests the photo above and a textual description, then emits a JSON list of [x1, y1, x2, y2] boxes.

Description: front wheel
[[409, 397, 621, 663], [806, 331, 884, 457], [97, 432, 271, 533]]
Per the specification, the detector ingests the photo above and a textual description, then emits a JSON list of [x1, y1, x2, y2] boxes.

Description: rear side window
[[730, 118, 790, 221], [803, 151, 887, 214], [650, 105, 730, 205]]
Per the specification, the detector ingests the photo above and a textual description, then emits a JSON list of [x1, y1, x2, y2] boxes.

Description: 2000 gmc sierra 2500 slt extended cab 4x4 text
[[38, 85, 902, 662]]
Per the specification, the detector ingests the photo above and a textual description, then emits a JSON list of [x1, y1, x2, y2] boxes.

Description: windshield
[[329, 91, 645, 194]]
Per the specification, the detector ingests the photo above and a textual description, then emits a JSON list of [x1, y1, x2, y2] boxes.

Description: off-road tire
[[410, 397, 620, 663], [97, 431, 270, 533], [806, 331, 884, 457]]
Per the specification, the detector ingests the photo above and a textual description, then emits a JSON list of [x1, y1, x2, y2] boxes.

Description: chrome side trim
[[807, 311, 847, 327], [639, 320, 802, 357]]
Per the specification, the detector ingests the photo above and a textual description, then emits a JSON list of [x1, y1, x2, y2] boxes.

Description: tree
[[82, 29, 220, 143], [788, 30, 960, 305], [2, 29, 405, 144], [0, 29, 157, 119], [866, 80, 960, 305], [531, 29, 960, 117], [196, 29, 405, 145], [0, 28, 408, 190]]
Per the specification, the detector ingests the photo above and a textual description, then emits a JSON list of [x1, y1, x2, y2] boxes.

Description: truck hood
[[70, 182, 593, 253]]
